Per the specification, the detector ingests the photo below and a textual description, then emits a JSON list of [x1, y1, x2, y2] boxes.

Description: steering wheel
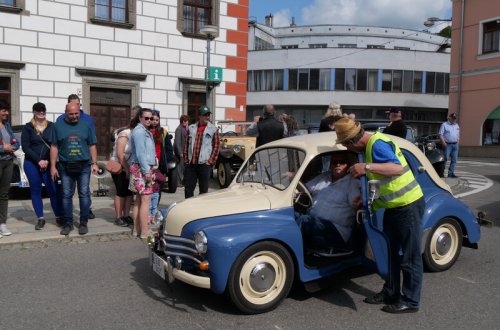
[[294, 181, 313, 208], [222, 131, 238, 137]]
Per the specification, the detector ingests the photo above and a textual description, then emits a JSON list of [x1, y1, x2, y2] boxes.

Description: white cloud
[[301, 0, 451, 30], [272, 9, 293, 28]]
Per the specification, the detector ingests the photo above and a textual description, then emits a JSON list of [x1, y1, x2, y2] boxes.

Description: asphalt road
[[1, 159, 498, 329]]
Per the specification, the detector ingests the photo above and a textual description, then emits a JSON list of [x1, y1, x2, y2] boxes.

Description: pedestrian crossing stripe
[[453, 170, 494, 198]]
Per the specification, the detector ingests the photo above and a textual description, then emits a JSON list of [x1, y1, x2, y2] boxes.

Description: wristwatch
[[364, 163, 371, 173]]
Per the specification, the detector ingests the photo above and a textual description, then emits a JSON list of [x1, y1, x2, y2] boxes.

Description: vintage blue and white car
[[148, 132, 488, 314]]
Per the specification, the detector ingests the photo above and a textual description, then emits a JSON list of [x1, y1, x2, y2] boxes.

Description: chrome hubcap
[[436, 232, 452, 255], [249, 262, 276, 292]]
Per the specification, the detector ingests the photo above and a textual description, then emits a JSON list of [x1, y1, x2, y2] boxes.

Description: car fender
[[181, 208, 303, 294], [425, 148, 446, 164], [421, 192, 480, 251]]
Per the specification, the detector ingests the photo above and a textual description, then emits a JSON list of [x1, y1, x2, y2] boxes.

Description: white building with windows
[[247, 18, 451, 136], [0, 0, 249, 159]]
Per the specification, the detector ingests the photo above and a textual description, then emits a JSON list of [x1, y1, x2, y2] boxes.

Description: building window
[[95, 0, 127, 22], [382, 70, 392, 91], [88, 0, 135, 28], [482, 20, 500, 54], [288, 69, 298, 90], [345, 69, 356, 91], [255, 37, 274, 50], [356, 69, 367, 91], [298, 69, 309, 90], [392, 70, 402, 92], [394, 46, 411, 50], [413, 71, 423, 93], [0, 77, 11, 110], [402, 70, 413, 93], [367, 45, 385, 49], [367, 70, 378, 91], [338, 43, 357, 48], [177, 0, 219, 37], [309, 43, 327, 48], [319, 69, 331, 91], [0, 64, 22, 125], [274, 70, 284, 90], [435, 72, 445, 94], [335, 68, 345, 90], [282, 45, 299, 49], [426, 72, 436, 94], [0, 0, 24, 13]]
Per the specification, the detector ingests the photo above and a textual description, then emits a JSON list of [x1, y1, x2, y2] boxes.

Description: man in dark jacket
[[383, 108, 407, 139], [247, 104, 284, 147]]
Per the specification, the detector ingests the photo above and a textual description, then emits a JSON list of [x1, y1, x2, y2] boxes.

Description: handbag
[[105, 159, 122, 175]]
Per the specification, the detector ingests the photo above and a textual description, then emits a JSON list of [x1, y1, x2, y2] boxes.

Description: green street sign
[[205, 67, 223, 82]]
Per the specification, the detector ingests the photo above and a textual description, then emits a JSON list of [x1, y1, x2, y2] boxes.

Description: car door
[[358, 154, 390, 281]]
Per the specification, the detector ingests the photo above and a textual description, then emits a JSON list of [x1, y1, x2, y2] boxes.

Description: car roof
[[257, 131, 450, 192]]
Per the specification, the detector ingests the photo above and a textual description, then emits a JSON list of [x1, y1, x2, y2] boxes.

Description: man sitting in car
[[296, 152, 361, 255]]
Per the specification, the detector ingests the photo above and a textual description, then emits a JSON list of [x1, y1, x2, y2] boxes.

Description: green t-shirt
[[50, 119, 97, 163]]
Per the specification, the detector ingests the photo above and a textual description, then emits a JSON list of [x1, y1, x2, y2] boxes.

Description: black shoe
[[60, 224, 73, 236], [78, 224, 88, 235], [364, 292, 395, 305], [35, 219, 46, 230], [114, 217, 128, 227], [381, 303, 419, 314], [448, 174, 458, 178], [88, 209, 95, 219], [123, 216, 134, 226], [55, 217, 64, 227]]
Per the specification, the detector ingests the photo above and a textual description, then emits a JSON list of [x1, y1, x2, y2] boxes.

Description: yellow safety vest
[[366, 132, 423, 210]]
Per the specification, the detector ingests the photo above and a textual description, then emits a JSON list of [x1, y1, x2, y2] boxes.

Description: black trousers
[[184, 163, 212, 199]]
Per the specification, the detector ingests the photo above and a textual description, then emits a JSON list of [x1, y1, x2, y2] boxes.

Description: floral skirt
[[128, 163, 153, 195]]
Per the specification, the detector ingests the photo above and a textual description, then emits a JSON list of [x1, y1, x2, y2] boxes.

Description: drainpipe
[[457, 0, 464, 119]]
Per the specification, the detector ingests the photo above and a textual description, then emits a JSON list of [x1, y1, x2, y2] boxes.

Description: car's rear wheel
[[217, 161, 232, 188], [423, 218, 462, 272], [227, 241, 294, 314]]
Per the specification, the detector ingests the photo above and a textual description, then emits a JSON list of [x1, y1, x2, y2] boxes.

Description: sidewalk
[[0, 176, 463, 250]]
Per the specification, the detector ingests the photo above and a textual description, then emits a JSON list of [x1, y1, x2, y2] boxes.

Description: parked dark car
[[415, 134, 446, 177], [361, 122, 415, 142]]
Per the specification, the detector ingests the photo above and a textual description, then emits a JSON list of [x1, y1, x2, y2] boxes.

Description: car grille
[[157, 234, 204, 268]]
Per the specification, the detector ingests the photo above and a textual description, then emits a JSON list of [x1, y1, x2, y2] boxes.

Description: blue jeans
[[382, 197, 425, 308], [58, 163, 91, 226], [149, 192, 160, 217], [444, 143, 459, 175], [24, 159, 62, 218]]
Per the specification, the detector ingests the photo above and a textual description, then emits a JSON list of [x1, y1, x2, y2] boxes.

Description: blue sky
[[249, 0, 452, 31]]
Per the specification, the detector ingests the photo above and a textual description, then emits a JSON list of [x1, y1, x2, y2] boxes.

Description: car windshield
[[236, 147, 306, 190], [218, 121, 254, 137]]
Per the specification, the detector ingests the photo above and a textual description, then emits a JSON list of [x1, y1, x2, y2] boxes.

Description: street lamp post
[[200, 25, 218, 109], [424, 16, 452, 28]]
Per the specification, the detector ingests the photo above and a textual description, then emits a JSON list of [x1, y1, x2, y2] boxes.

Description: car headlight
[[154, 210, 164, 226], [194, 231, 208, 254], [426, 142, 436, 150], [232, 144, 242, 153]]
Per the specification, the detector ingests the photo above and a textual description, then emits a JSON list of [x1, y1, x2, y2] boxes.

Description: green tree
[[439, 26, 451, 38]]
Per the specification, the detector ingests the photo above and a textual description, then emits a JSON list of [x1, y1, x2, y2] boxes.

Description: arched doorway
[[482, 106, 500, 145]]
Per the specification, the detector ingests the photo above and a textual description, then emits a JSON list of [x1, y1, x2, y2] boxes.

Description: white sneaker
[[0, 224, 12, 236]]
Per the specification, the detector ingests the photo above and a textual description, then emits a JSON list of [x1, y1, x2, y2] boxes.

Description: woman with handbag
[[21, 102, 62, 230], [108, 106, 141, 227], [128, 108, 156, 238]]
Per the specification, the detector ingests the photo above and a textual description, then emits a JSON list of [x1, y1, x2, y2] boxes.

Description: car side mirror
[[367, 180, 381, 207]]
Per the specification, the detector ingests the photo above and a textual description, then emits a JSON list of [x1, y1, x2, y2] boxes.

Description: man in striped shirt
[[183, 106, 220, 198]]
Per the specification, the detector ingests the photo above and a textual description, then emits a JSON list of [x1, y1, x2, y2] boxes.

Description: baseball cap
[[199, 106, 211, 116], [385, 107, 401, 114]]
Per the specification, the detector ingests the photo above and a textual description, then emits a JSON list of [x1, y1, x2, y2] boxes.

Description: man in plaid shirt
[[183, 106, 220, 198]]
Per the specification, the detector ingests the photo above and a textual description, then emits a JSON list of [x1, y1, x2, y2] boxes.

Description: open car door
[[358, 163, 390, 281]]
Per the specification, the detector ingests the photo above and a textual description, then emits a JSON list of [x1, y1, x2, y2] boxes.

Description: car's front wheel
[[217, 161, 232, 188], [423, 218, 462, 272], [227, 241, 294, 314]]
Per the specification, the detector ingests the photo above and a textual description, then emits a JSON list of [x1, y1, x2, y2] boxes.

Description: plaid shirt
[[184, 124, 220, 165]]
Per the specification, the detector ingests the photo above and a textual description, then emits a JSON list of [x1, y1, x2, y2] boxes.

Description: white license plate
[[151, 252, 166, 280]]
